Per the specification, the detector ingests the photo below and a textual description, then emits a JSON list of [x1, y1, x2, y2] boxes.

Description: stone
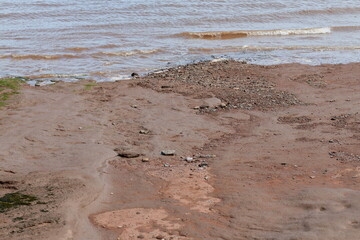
[[139, 129, 150, 134], [141, 158, 150, 162], [161, 150, 176, 156], [198, 162, 209, 167], [114, 148, 140, 158], [131, 72, 139, 77], [163, 163, 170, 167], [219, 103, 227, 108], [185, 157, 193, 163], [202, 97, 222, 108]]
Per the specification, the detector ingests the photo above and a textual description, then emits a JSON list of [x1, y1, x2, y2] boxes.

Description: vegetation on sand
[[0, 192, 37, 213], [0, 77, 24, 107]]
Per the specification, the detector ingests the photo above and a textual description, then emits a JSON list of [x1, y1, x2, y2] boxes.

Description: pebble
[[139, 129, 150, 134], [185, 157, 193, 163], [161, 150, 176, 156], [280, 162, 287, 166], [310, 176, 316, 179], [141, 158, 150, 162], [219, 103, 227, 108], [163, 163, 170, 167], [198, 162, 209, 167]]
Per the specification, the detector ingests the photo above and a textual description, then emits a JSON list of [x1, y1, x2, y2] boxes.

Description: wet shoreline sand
[[1, 60, 360, 239]]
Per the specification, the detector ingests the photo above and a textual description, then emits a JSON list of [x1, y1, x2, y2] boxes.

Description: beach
[[1, 60, 360, 239]]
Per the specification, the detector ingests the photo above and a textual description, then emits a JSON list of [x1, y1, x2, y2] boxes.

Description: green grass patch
[[0, 78, 25, 107], [84, 82, 97, 90], [0, 192, 37, 213]]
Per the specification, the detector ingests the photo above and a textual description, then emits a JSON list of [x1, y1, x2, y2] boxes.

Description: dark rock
[[198, 162, 209, 167]]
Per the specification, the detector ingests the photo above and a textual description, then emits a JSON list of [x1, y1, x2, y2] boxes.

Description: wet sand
[[1, 60, 360, 239]]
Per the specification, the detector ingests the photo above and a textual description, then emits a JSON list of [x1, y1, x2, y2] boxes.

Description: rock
[[141, 158, 150, 162], [202, 97, 222, 108], [185, 157, 193, 163], [161, 85, 172, 89], [114, 148, 141, 158], [131, 72, 139, 78], [139, 129, 150, 134], [163, 163, 170, 167], [198, 162, 209, 167], [309, 176, 316, 179], [161, 150, 176, 156], [219, 103, 227, 108], [280, 162, 287, 166], [131, 105, 138, 108]]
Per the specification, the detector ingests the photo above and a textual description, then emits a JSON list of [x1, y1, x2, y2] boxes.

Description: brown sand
[[0, 60, 360, 239]]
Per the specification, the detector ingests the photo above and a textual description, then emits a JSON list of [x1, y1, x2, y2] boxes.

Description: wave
[[178, 27, 331, 40], [0, 54, 80, 60], [332, 26, 360, 32], [65, 47, 90, 52], [293, 7, 360, 16], [189, 45, 360, 53], [94, 49, 162, 57]]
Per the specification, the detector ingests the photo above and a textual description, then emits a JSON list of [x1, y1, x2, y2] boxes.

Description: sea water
[[1, 0, 360, 81]]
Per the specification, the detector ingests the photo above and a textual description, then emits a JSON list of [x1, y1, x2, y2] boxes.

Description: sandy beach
[[1, 60, 360, 239]]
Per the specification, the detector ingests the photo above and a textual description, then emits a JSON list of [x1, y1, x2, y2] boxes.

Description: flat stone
[[161, 150, 176, 156], [185, 157, 193, 162], [202, 97, 222, 108], [114, 148, 140, 158]]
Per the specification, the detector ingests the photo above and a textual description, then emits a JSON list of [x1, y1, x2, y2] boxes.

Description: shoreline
[[3, 57, 360, 86], [1, 60, 360, 239]]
